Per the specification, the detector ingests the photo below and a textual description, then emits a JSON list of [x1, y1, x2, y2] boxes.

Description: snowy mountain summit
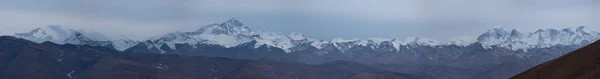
[[196, 18, 252, 35], [141, 18, 317, 53], [14, 25, 139, 51], [15, 25, 73, 44]]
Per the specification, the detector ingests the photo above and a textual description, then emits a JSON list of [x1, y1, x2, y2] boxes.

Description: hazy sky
[[0, 0, 598, 40]]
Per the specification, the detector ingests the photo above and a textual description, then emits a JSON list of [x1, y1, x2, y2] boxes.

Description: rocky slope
[[470, 62, 534, 79], [511, 38, 600, 79]]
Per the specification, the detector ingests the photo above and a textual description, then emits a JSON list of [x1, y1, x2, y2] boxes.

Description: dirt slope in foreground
[[511, 40, 600, 79]]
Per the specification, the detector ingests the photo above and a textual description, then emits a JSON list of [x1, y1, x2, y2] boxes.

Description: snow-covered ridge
[[139, 18, 484, 53], [477, 26, 600, 51], [141, 18, 325, 53], [13, 25, 139, 51], [10, 18, 599, 53], [143, 18, 482, 53], [14, 25, 72, 44]]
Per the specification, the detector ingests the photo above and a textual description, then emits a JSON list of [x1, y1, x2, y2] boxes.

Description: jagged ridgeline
[[12, 18, 598, 63]]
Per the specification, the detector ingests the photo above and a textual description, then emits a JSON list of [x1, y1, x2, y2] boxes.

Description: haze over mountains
[[6, 18, 600, 79]]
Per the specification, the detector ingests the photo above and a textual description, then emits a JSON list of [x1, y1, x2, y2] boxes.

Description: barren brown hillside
[[511, 40, 600, 79]]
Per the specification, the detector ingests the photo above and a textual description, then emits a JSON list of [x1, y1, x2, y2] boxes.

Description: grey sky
[[0, 0, 598, 40]]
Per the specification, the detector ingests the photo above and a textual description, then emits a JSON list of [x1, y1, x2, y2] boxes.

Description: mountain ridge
[[0, 36, 426, 79], [5, 18, 599, 79], [11, 18, 598, 54]]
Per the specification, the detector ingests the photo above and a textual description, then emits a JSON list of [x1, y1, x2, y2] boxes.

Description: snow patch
[[253, 32, 295, 53], [198, 34, 250, 48], [67, 70, 75, 79], [156, 63, 170, 70], [390, 39, 406, 51], [310, 40, 328, 49]]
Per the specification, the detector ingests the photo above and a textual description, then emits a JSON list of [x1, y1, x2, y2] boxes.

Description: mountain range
[[0, 36, 426, 79], [7, 18, 600, 79]]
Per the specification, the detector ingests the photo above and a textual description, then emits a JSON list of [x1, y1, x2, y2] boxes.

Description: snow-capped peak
[[14, 25, 139, 51], [143, 19, 308, 53], [477, 26, 520, 46], [146, 18, 258, 51], [576, 26, 596, 35], [222, 18, 244, 26], [65, 32, 94, 43], [194, 18, 251, 35], [288, 32, 307, 40], [15, 25, 72, 44], [63, 31, 112, 47]]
